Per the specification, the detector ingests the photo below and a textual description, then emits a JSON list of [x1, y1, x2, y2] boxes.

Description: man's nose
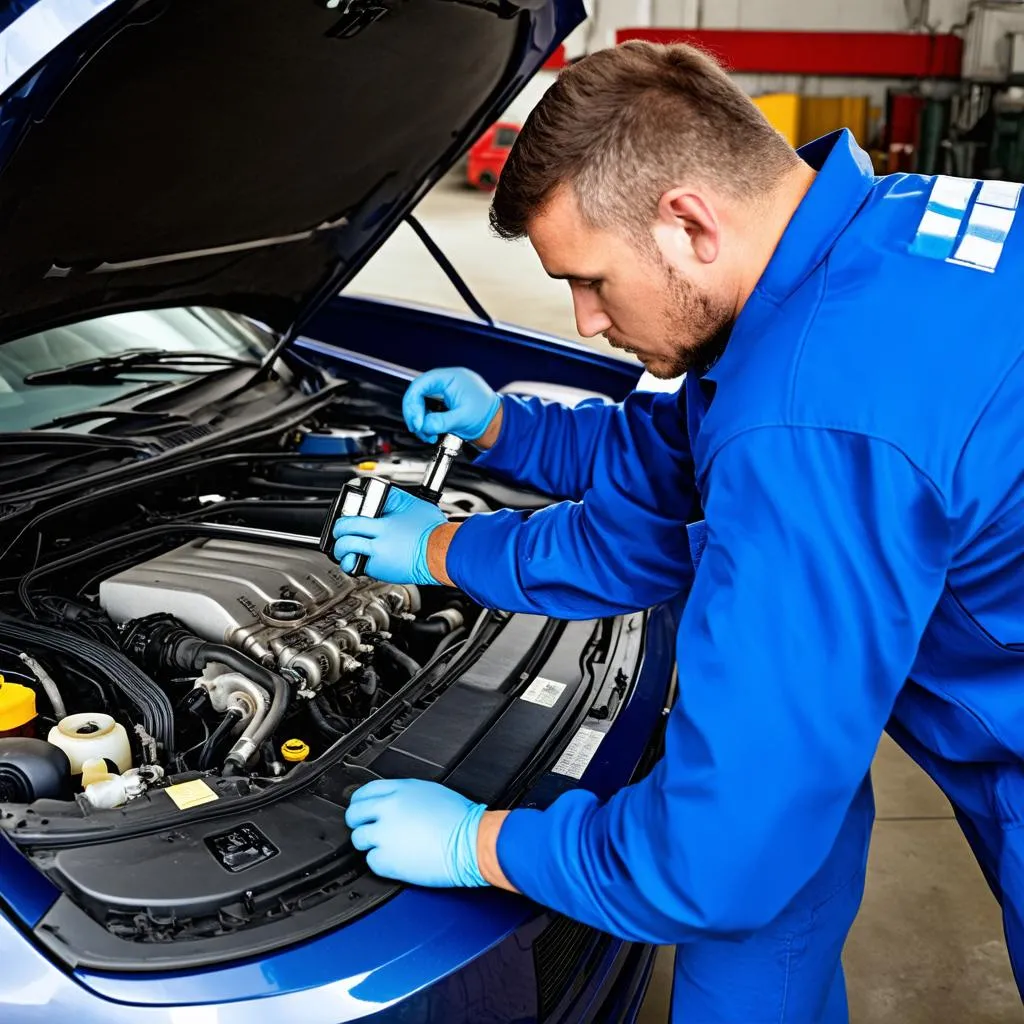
[[572, 291, 613, 339]]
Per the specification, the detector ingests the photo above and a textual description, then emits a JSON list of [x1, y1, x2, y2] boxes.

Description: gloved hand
[[333, 487, 445, 584], [345, 778, 489, 887], [403, 367, 501, 444]]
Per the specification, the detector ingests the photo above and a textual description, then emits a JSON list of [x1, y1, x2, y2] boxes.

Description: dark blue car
[[0, 2, 676, 1020]]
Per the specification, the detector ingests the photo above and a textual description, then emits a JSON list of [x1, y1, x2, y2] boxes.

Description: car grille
[[533, 914, 608, 1021]]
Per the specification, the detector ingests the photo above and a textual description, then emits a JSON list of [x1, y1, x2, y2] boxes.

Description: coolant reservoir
[[47, 713, 131, 774], [0, 674, 37, 739], [81, 757, 119, 788]]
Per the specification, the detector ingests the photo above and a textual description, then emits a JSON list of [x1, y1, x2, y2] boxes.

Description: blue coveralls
[[445, 130, 1024, 1020]]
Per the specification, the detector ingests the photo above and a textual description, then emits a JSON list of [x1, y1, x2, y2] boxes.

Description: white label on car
[[552, 726, 605, 780], [520, 676, 566, 708]]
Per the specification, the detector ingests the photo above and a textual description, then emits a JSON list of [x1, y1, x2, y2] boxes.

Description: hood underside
[[0, 0, 573, 342]]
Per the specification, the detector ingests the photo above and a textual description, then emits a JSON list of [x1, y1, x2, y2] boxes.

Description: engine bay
[[0, 380, 552, 831], [0, 366, 645, 969]]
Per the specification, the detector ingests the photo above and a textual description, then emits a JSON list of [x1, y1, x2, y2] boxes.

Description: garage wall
[[587, 0, 971, 50], [690, 0, 968, 31], [500, 0, 978, 139]]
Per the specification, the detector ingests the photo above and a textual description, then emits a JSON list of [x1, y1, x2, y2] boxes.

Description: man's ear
[[654, 188, 721, 265]]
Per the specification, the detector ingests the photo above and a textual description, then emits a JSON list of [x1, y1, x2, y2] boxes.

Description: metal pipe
[[198, 672, 270, 736], [193, 521, 322, 549], [225, 669, 290, 769]]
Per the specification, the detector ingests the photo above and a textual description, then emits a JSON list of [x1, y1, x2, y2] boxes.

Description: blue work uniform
[[445, 130, 1024, 1021]]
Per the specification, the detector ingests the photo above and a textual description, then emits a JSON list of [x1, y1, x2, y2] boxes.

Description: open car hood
[[0, 0, 579, 343]]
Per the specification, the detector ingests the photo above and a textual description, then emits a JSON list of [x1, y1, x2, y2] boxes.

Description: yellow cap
[[0, 675, 36, 731], [357, 460, 377, 471], [281, 738, 310, 763]]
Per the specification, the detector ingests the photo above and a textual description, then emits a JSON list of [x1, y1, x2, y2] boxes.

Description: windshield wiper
[[23, 349, 259, 386]]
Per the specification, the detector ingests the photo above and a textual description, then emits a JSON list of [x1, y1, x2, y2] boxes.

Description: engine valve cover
[[99, 539, 419, 688]]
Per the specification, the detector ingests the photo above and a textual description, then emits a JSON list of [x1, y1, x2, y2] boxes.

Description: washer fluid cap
[[0, 675, 37, 731], [281, 738, 310, 762]]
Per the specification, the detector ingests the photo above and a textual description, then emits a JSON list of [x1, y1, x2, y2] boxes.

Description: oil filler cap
[[281, 738, 310, 763], [264, 599, 305, 622]]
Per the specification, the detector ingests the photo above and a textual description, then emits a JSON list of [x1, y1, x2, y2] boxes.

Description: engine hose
[[375, 640, 421, 681], [0, 614, 174, 754], [432, 625, 467, 659], [219, 663, 289, 770], [308, 698, 345, 740], [356, 665, 379, 701], [240, 672, 287, 751], [19, 652, 67, 719], [198, 707, 244, 771], [402, 619, 450, 641], [118, 617, 290, 770], [195, 643, 284, 694]]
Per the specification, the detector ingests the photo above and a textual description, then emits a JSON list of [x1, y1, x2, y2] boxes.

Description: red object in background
[[886, 91, 925, 149], [884, 91, 924, 173], [467, 121, 521, 191], [615, 28, 962, 79], [543, 44, 567, 70]]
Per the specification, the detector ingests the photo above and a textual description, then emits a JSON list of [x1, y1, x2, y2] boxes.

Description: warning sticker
[[520, 676, 566, 708], [553, 726, 605, 780], [164, 779, 219, 810]]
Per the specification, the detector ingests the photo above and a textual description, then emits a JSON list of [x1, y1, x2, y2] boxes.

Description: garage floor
[[348, 176, 1022, 1022]]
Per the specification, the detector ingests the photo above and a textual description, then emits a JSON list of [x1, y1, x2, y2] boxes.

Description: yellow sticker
[[164, 779, 219, 810], [357, 461, 377, 471]]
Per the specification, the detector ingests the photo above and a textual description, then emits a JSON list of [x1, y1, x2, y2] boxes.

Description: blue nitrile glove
[[403, 367, 501, 444], [345, 778, 489, 887], [333, 487, 445, 584]]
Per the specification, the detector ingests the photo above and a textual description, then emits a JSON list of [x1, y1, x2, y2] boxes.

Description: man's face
[[526, 186, 735, 379]]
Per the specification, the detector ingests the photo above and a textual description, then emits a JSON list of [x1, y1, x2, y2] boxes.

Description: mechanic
[[332, 41, 1024, 1022]]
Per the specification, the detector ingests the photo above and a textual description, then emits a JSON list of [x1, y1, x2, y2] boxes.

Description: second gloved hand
[[345, 778, 489, 888], [403, 367, 501, 444], [333, 487, 445, 584]]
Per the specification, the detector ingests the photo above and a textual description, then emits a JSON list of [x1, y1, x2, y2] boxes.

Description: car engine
[[99, 538, 420, 692], [0, 388, 550, 825]]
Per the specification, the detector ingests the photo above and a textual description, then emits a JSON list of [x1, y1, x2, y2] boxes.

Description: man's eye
[[584, 279, 602, 292]]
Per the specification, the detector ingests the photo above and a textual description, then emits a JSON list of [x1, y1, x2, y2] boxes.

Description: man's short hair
[[490, 41, 799, 240]]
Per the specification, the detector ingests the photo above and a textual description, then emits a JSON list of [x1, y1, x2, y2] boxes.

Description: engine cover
[[99, 539, 419, 688]]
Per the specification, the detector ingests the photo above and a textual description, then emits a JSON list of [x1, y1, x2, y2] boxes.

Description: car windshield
[[0, 307, 272, 433], [494, 127, 518, 148]]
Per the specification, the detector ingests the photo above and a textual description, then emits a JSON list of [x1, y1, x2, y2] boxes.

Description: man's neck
[[732, 161, 817, 316]]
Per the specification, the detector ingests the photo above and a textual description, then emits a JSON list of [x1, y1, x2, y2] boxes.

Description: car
[[0, 2, 678, 1022], [467, 121, 521, 190]]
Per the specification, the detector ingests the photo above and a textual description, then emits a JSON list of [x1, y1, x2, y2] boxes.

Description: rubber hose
[[356, 665, 379, 701], [402, 619, 450, 641], [19, 652, 66, 718], [198, 707, 244, 770], [308, 698, 344, 739], [0, 614, 174, 754], [375, 640, 421, 680], [317, 694, 352, 731], [191, 643, 290, 769], [432, 625, 467, 659], [196, 643, 285, 694], [261, 740, 286, 777]]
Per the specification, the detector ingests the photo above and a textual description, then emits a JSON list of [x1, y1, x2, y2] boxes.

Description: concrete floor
[[346, 175, 1022, 1022]]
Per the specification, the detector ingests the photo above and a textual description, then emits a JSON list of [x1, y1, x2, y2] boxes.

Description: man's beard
[[647, 264, 734, 380]]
